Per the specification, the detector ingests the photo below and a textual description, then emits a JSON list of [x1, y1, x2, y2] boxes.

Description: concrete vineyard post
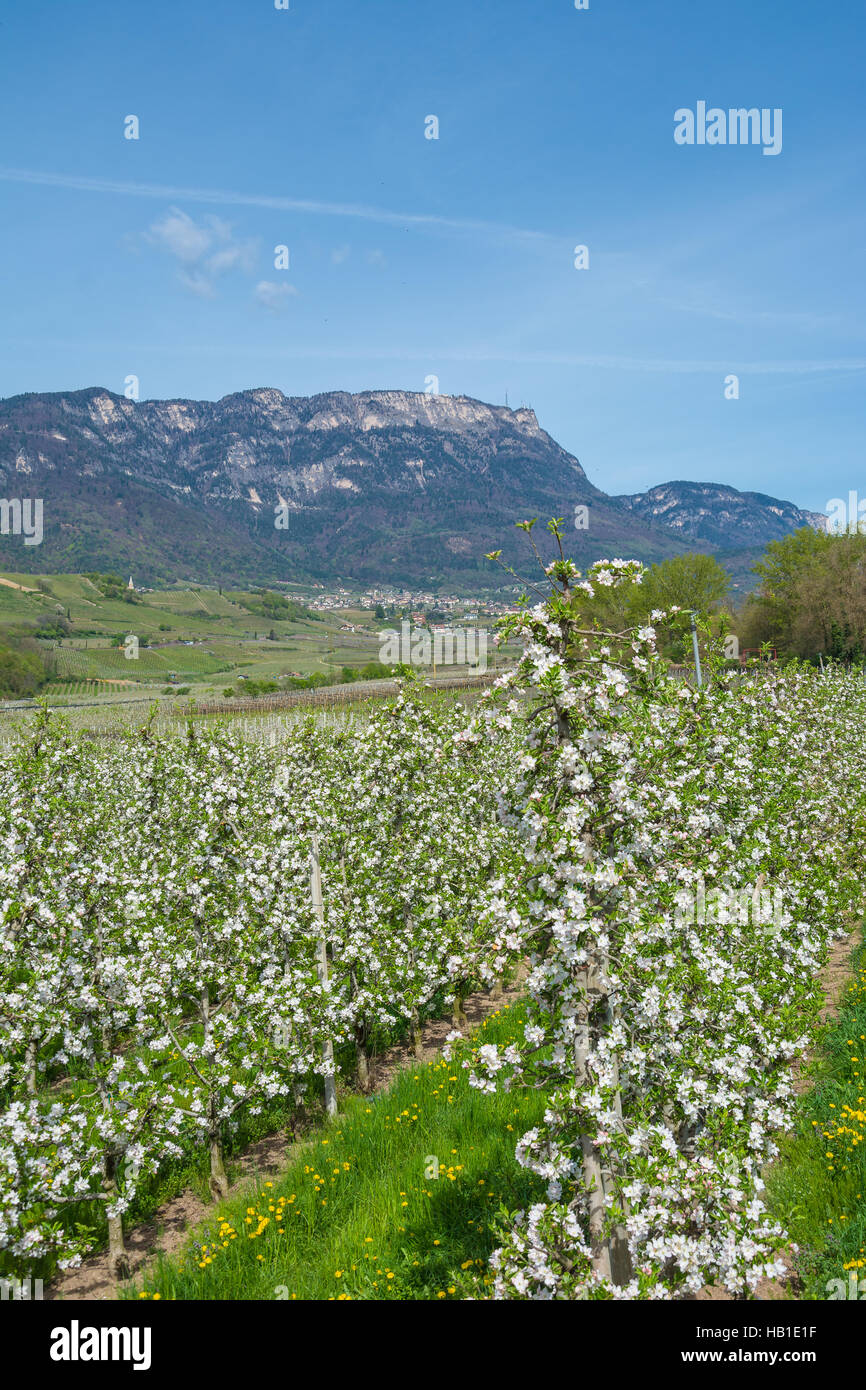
[[689, 612, 703, 691], [311, 832, 338, 1118]]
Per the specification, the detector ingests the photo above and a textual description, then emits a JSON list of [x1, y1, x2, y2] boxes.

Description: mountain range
[[0, 386, 824, 591]]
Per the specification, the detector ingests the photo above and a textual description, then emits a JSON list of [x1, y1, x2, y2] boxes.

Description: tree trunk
[[451, 990, 468, 1031], [354, 1026, 371, 1093], [406, 938, 424, 1059], [599, 946, 632, 1287], [208, 1097, 229, 1201], [574, 989, 609, 1281], [573, 956, 631, 1288], [24, 1036, 37, 1095], [293, 1094, 308, 1137], [603, 1051, 633, 1286], [579, 1133, 612, 1284], [410, 1007, 424, 1060], [103, 1152, 130, 1281]]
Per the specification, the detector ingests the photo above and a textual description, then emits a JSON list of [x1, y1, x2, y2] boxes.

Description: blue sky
[[1, 0, 864, 512]]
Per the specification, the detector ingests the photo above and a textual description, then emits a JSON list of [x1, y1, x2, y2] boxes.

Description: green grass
[[126, 1001, 546, 1302], [765, 931, 866, 1299], [0, 567, 512, 718], [48, 646, 227, 681], [1, 569, 515, 708], [42, 680, 133, 698]]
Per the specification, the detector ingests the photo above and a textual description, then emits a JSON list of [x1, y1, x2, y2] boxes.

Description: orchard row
[[2, 538, 863, 1299]]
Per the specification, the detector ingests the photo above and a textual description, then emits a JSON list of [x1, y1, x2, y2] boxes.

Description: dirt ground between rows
[[47, 975, 525, 1301]]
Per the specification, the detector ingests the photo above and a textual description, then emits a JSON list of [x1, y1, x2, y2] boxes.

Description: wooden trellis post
[[310, 832, 338, 1118]]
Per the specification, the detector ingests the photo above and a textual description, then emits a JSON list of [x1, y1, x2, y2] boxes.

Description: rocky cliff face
[[0, 387, 817, 587], [615, 481, 824, 550]]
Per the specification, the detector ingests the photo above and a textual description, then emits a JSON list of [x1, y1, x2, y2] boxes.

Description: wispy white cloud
[[144, 207, 257, 296], [647, 283, 844, 332], [457, 350, 866, 375], [146, 208, 213, 263], [22, 334, 860, 377], [0, 167, 564, 248], [178, 342, 859, 375], [178, 270, 217, 300], [254, 280, 298, 313]]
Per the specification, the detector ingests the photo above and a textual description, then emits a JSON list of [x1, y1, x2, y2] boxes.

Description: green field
[[0, 571, 511, 713]]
